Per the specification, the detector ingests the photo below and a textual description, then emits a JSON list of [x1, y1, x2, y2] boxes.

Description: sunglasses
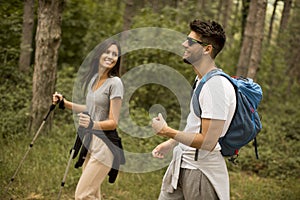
[[186, 37, 208, 47]]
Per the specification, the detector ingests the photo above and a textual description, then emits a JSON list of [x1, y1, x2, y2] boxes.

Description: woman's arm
[[63, 99, 86, 113], [94, 98, 122, 130], [53, 92, 86, 113]]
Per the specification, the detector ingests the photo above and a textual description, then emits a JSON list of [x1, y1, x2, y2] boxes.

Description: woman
[[53, 39, 124, 200]]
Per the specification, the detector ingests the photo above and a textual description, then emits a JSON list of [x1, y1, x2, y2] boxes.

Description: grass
[[1, 125, 299, 200]]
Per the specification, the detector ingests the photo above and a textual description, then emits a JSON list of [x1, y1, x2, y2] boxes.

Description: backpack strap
[[192, 69, 231, 118], [192, 69, 227, 160], [254, 137, 259, 159]]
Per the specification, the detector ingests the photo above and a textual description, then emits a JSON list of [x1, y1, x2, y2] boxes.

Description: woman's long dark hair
[[81, 39, 122, 94]]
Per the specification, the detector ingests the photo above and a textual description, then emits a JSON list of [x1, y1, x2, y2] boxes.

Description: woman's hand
[[78, 112, 94, 129], [52, 92, 63, 104]]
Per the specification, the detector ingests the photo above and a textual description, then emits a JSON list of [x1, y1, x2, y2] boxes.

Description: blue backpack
[[192, 69, 263, 162]]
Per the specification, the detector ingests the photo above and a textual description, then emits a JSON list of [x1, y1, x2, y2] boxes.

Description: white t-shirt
[[181, 75, 236, 169]]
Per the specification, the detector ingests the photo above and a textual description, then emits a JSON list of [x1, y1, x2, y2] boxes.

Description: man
[[152, 20, 236, 200]]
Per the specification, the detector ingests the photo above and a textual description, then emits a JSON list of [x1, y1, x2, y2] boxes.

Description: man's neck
[[193, 59, 217, 79]]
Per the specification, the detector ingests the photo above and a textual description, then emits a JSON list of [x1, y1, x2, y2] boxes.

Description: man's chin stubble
[[183, 58, 192, 64]]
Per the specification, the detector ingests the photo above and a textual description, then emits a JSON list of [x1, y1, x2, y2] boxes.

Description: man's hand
[[152, 113, 168, 136], [152, 140, 175, 159]]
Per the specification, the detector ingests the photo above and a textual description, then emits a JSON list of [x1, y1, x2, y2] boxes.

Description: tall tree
[[241, 0, 251, 44], [267, 0, 279, 44], [120, 0, 140, 74], [221, 0, 232, 31], [232, 0, 241, 34], [279, 0, 292, 35], [216, 0, 223, 23], [30, 0, 64, 133], [121, 0, 135, 35], [120, 0, 134, 74], [247, 0, 267, 79], [236, 0, 258, 77], [285, 0, 300, 92], [18, 0, 35, 72]]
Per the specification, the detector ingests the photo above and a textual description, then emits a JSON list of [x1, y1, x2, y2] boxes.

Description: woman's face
[[99, 44, 119, 69]]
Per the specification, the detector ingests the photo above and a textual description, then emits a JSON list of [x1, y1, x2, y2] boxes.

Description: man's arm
[[152, 139, 178, 158], [152, 113, 225, 150]]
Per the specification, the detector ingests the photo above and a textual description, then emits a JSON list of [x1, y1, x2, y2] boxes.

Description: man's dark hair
[[190, 20, 226, 59]]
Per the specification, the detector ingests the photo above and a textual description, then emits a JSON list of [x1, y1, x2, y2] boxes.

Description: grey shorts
[[158, 168, 219, 200]]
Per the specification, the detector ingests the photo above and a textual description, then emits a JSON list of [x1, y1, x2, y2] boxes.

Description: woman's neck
[[98, 67, 109, 79]]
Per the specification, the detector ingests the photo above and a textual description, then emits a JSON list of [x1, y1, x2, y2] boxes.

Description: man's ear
[[204, 45, 213, 55]]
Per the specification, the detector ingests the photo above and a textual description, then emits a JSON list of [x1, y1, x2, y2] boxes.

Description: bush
[[0, 64, 32, 138]]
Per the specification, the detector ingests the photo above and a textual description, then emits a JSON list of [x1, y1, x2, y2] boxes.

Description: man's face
[[182, 31, 205, 65]]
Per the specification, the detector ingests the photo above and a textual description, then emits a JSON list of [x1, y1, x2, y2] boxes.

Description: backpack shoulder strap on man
[[192, 69, 228, 118], [192, 69, 226, 161]]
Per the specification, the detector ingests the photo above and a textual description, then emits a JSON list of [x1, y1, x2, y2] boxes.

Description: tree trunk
[[221, 0, 232, 31], [19, 0, 35, 73], [236, 0, 258, 77], [279, 0, 292, 35], [119, 0, 136, 74], [247, 0, 267, 79], [216, 0, 223, 23], [241, 0, 251, 45], [285, 0, 300, 93], [30, 0, 64, 134], [197, 0, 208, 19], [267, 0, 279, 44], [232, 0, 240, 34], [122, 0, 135, 33]]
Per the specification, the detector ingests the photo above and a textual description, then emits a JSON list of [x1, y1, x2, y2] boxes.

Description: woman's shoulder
[[108, 76, 123, 86], [109, 76, 121, 81]]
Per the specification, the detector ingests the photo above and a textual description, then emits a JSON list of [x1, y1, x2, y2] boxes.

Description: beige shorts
[[89, 135, 114, 167]]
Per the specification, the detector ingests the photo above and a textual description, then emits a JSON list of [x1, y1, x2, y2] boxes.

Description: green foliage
[[132, 5, 189, 33], [60, 0, 125, 69], [59, 0, 91, 68], [229, 171, 300, 200], [0, 65, 32, 138], [54, 64, 78, 126], [0, 123, 80, 199], [80, 0, 124, 54], [0, 0, 23, 68]]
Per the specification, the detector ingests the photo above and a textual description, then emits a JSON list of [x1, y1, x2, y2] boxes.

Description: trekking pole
[[57, 144, 75, 200], [57, 129, 84, 200], [5, 102, 58, 193], [57, 135, 81, 200]]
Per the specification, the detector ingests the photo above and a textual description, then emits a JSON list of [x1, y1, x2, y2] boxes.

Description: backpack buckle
[[228, 154, 239, 164], [228, 150, 239, 164]]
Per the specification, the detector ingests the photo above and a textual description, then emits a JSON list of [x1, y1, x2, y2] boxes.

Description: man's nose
[[182, 40, 188, 47]]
